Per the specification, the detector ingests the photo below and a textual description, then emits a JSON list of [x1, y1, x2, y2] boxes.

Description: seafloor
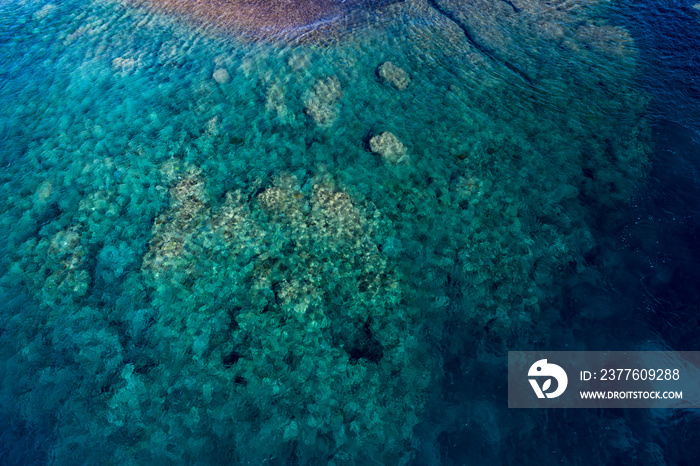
[[0, 0, 668, 464]]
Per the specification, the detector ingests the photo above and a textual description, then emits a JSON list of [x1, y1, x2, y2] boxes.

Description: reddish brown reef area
[[129, 0, 399, 37]]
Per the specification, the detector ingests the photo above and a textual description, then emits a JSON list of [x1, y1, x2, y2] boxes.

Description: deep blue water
[[424, 0, 700, 464], [1, 0, 700, 464]]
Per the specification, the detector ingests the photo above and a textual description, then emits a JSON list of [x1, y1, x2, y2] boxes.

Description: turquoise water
[[0, 0, 680, 464]]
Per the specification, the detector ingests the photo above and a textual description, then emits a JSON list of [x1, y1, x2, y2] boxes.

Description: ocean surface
[[0, 0, 699, 464]]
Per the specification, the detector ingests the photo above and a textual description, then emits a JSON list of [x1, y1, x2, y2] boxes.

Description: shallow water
[[0, 0, 699, 464]]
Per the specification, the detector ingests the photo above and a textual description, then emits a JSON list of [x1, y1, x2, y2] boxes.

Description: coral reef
[[370, 131, 409, 164], [137, 163, 432, 463], [212, 67, 230, 84], [377, 61, 410, 90], [303, 76, 343, 127], [127, 0, 402, 38], [0, 0, 652, 463]]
